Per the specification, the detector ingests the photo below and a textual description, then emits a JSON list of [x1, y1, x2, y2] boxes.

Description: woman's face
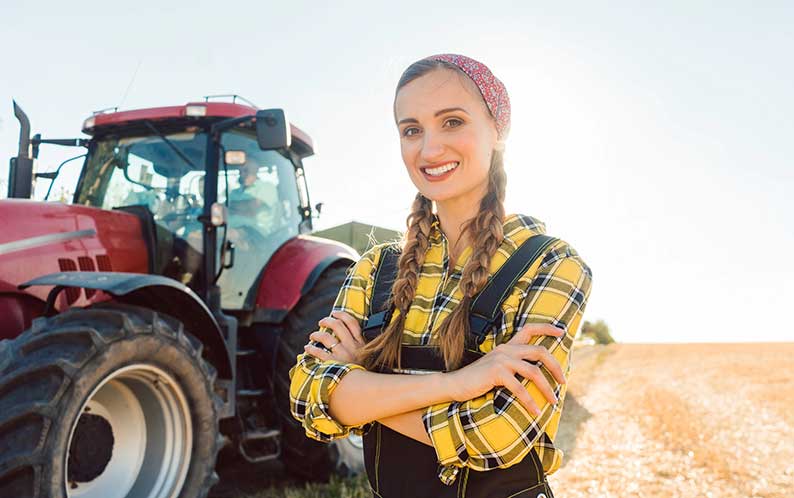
[[394, 68, 498, 204]]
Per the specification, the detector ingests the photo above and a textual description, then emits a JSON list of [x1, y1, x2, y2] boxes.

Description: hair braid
[[359, 192, 433, 370], [436, 150, 507, 369]]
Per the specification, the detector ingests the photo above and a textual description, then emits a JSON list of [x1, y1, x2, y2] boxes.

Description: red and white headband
[[423, 53, 511, 142]]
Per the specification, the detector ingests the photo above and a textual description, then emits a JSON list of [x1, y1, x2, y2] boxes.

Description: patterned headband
[[423, 53, 511, 141]]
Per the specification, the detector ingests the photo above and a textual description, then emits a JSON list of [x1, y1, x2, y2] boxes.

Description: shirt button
[[538, 494, 547, 498]]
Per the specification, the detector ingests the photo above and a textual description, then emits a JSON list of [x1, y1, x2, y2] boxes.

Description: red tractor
[[0, 97, 364, 498]]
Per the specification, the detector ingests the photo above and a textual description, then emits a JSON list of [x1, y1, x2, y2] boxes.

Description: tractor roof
[[82, 101, 315, 158]]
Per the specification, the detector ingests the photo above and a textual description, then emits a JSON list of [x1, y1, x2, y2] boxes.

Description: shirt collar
[[427, 212, 528, 244], [429, 213, 443, 244]]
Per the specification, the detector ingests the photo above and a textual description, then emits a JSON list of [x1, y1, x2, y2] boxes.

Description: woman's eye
[[403, 127, 420, 137], [444, 118, 464, 128]]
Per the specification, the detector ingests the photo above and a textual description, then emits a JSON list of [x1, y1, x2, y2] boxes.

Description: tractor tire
[[274, 264, 365, 482], [0, 302, 224, 498]]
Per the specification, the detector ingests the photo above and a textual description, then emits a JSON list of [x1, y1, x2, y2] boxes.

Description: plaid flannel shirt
[[288, 213, 593, 485]]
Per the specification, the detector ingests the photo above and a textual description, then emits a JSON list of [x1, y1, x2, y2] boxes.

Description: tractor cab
[[73, 118, 307, 308]]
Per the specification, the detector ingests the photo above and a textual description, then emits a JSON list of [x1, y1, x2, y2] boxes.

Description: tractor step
[[242, 429, 280, 440], [239, 429, 281, 464]]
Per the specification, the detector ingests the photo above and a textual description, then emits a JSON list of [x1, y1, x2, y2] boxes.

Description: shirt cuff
[[302, 360, 366, 442], [423, 402, 468, 485]]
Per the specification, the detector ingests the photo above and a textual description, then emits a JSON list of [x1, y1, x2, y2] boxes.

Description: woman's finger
[[512, 358, 558, 406], [500, 373, 541, 416], [309, 330, 339, 350], [512, 345, 566, 385], [318, 317, 355, 347], [507, 323, 565, 345], [303, 343, 331, 361], [528, 347, 566, 386], [330, 311, 364, 344], [314, 342, 353, 363]]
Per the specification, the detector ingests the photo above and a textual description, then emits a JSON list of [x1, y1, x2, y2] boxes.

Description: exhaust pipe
[[7, 100, 34, 199]]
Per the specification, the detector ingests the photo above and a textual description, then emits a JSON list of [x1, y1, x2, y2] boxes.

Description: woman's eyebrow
[[397, 107, 471, 126], [397, 117, 419, 126], [434, 107, 470, 117]]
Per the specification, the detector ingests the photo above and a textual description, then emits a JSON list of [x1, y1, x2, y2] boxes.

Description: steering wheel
[[160, 210, 192, 223]]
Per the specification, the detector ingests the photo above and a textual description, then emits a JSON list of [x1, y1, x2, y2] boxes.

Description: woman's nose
[[420, 132, 446, 162]]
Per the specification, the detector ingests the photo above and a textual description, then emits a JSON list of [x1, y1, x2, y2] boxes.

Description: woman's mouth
[[421, 161, 459, 182]]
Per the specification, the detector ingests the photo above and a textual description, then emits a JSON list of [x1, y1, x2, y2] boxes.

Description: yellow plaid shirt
[[289, 213, 593, 485]]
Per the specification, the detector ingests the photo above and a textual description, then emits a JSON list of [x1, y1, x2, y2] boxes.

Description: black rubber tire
[[0, 302, 224, 498], [274, 264, 366, 482]]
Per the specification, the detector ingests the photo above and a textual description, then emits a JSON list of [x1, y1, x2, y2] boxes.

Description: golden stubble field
[[549, 342, 794, 497], [212, 342, 794, 497]]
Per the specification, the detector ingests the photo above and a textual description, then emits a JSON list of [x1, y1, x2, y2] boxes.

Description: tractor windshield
[[75, 130, 209, 225], [75, 128, 303, 309]]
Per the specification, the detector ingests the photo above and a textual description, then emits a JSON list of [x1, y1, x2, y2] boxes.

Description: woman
[[289, 54, 593, 498]]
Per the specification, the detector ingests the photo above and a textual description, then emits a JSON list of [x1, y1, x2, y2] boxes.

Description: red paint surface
[[86, 102, 314, 152], [255, 235, 357, 312], [0, 199, 149, 338]]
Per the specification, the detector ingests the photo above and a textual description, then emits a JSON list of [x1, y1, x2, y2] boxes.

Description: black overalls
[[360, 235, 558, 498]]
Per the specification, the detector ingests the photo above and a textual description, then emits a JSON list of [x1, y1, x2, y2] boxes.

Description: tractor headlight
[[185, 105, 207, 117]]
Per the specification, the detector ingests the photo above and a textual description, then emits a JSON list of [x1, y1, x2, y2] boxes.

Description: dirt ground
[[212, 342, 794, 497], [550, 342, 794, 498]]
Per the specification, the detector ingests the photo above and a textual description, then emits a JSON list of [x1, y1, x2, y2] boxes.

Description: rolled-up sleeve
[[288, 244, 384, 442], [423, 242, 593, 484]]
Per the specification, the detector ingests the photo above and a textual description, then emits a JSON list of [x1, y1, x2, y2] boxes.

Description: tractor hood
[[0, 198, 149, 302]]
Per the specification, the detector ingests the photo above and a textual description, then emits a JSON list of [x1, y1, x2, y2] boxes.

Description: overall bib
[[360, 235, 558, 498]]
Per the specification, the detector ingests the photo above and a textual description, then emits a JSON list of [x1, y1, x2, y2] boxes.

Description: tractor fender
[[19, 271, 232, 379], [253, 235, 357, 324]]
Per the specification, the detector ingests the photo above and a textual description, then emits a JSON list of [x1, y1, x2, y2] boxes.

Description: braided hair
[[359, 59, 507, 371]]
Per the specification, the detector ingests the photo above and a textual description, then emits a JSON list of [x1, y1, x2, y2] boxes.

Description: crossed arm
[[289, 242, 592, 474]]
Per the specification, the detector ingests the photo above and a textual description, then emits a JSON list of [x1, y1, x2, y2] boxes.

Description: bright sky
[[1, 1, 792, 343]]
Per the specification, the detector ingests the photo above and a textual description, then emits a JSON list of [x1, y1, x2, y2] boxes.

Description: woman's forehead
[[395, 69, 486, 120]]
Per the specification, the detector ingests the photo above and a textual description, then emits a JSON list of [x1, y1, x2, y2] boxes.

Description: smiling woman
[[289, 54, 592, 498]]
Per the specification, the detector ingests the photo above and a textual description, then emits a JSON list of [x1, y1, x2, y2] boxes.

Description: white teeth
[[425, 162, 459, 176]]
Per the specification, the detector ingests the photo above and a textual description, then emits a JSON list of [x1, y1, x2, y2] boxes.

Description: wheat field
[[210, 342, 794, 497]]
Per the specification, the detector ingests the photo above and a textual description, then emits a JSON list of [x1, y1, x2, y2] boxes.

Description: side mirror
[[255, 109, 291, 151]]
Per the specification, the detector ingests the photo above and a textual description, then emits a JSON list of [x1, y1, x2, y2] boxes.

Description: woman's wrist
[[432, 370, 459, 404]]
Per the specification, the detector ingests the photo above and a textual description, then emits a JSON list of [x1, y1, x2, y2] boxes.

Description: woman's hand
[[303, 311, 365, 364], [442, 324, 567, 416]]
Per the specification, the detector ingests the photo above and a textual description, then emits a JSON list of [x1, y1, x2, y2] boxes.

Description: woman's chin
[[418, 187, 456, 203]]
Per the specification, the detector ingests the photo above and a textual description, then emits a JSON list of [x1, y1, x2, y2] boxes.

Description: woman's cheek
[[401, 148, 423, 189]]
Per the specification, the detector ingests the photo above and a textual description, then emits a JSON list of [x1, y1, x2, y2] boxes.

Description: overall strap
[[361, 234, 557, 346], [467, 234, 557, 346], [361, 244, 401, 342]]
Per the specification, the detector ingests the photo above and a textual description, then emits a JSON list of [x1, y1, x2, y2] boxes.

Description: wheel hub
[[67, 413, 115, 483], [65, 364, 193, 498]]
